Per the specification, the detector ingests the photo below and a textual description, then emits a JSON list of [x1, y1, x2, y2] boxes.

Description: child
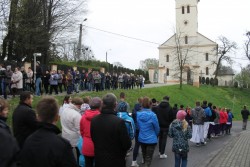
[[169, 110, 192, 167]]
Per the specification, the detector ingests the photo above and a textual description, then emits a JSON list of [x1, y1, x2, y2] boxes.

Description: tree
[[235, 65, 250, 88], [213, 36, 237, 86], [244, 31, 250, 61], [113, 62, 124, 68], [139, 58, 159, 71]]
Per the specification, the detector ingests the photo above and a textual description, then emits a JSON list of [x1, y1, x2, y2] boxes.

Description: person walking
[[19, 97, 77, 167], [137, 97, 160, 167], [60, 97, 83, 164], [80, 97, 102, 167], [35, 61, 43, 96], [156, 96, 174, 159], [169, 110, 192, 167], [0, 98, 20, 167], [12, 91, 37, 148], [91, 93, 131, 167], [241, 105, 250, 130], [190, 101, 206, 146]]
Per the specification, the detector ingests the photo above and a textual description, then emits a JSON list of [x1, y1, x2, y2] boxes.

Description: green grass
[[6, 84, 250, 128]]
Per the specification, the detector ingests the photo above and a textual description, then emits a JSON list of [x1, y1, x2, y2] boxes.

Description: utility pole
[[76, 24, 82, 61]]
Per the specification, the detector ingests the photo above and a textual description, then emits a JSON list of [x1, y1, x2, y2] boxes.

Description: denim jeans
[[87, 82, 93, 91], [175, 152, 188, 167], [140, 143, 156, 167], [35, 77, 41, 96], [159, 128, 168, 154], [133, 131, 140, 161]]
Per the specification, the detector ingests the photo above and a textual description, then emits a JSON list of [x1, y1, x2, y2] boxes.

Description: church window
[[166, 55, 169, 62], [185, 36, 188, 44], [205, 53, 209, 61], [166, 68, 169, 76], [206, 67, 209, 75], [182, 6, 185, 14], [187, 5, 190, 13]]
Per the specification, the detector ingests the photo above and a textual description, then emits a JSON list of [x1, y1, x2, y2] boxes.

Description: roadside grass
[[6, 84, 250, 128]]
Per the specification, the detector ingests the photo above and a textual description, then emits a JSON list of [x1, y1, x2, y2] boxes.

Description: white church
[[149, 0, 234, 87]]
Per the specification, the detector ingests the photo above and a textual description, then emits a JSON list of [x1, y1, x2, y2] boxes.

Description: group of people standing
[[1, 89, 248, 167], [0, 63, 145, 99]]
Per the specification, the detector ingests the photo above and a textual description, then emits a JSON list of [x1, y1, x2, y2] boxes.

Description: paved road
[[126, 121, 244, 167]]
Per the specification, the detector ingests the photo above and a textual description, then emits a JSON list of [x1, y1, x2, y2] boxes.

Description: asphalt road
[[126, 121, 244, 167]]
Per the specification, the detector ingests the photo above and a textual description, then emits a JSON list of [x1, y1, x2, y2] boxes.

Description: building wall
[[218, 75, 234, 86]]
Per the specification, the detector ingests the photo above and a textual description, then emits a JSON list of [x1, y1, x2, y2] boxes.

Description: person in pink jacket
[[219, 108, 227, 135], [80, 97, 102, 167]]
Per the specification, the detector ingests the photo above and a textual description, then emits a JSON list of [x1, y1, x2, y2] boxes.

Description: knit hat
[[117, 101, 128, 112], [176, 110, 187, 120]]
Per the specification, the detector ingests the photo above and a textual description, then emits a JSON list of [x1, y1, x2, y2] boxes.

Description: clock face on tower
[[184, 20, 188, 26]]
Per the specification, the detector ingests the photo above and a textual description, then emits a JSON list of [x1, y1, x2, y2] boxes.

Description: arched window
[[166, 68, 169, 76], [205, 53, 209, 61], [187, 5, 190, 13], [166, 55, 169, 62], [185, 36, 188, 44], [182, 6, 185, 14], [206, 67, 209, 75]]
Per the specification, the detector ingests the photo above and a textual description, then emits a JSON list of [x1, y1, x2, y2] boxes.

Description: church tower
[[175, 0, 199, 37]]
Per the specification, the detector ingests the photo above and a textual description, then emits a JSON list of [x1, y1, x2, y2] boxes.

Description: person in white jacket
[[11, 67, 23, 97], [60, 97, 83, 164]]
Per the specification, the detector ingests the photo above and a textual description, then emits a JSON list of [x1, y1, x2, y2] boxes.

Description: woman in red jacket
[[80, 97, 102, 167], [219, 108, 227, 135]]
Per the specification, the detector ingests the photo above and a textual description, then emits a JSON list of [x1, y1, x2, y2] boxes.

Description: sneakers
[[196, 143, 200, 147], [159, 154, 168, 159], [201, 142, 207, 146], [131, 161, 139, 167]]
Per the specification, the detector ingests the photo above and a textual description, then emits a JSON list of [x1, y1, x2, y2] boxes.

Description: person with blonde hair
[[169, 110, 192, 167]]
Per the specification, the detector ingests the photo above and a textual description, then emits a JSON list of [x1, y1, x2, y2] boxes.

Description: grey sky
[[84, 0, 250, 71]]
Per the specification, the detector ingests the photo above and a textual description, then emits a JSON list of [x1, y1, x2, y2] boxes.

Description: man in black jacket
[[12, 91, 37, 148], [91, 93, 131, 167], [241, 105, 250, 130], [156, 96, 174, 158], [19, 97, 77, 167]]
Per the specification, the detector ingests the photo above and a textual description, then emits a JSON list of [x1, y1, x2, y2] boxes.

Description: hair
[[196, 101, 200, 106], [90, 97, 102, 110], [36, 97, 59, 123], [151, 98, 157, 104], [244, 105, 247, 109], [62, 95, 71, 105], [0, 98, 9, 113], [208, 102, 212, 107], [180, 104, 184, 108], [83, 96, 91, 104], [203, 100, 207, 105], [20, 91, 32, 104], [213, 106, 217, 110], [120, 92, 125, 99], [138, 97, 143, 104], [142, 97, 151, 109], [102, 93, 117, 109], [163, 96, 170, 101], [71, 97, 83, 105]]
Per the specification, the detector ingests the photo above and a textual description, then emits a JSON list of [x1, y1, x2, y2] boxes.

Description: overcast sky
[[83, 0, 250, 71]]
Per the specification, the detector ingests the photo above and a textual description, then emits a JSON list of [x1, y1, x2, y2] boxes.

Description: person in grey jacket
[[49, 70, 58, 95], [190, 101, 206, 146]]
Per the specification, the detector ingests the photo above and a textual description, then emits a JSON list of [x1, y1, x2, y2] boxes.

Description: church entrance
[[153, 70, 158, 83], [187, 68, 193, 85]]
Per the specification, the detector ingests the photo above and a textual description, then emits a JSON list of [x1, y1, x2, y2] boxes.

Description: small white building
[[149, 0, 232, 86]]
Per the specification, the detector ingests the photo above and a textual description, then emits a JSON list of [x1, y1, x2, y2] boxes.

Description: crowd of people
[[0, 63, 145, 99], [0, 90, 249, 167]]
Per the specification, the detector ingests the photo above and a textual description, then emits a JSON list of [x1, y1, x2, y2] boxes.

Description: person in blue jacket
[[137, 97, 160, 167]]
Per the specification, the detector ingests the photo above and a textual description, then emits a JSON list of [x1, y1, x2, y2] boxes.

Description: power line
[[85, 25, 249, 61]]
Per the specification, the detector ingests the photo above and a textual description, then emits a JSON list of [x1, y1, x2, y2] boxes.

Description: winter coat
[[5, 69, 13, 84], [156, 100, 174, 129], [219, 111, 228, 124], [60, 104, 82, 147], [191, 106, 206, 125], [169, 119, 192, 153], [11, 71, 23, 89], [227, 112, 234, 123], [49, 73, 58, 85], [19, 123, 77, 167], [204, 107, 212, 122], [241, 109, 250, 120], [0, 116, 19, 167], [137, 109, 160, 144], [214, 111, 220, 124], [12, 103, 37, 148], [80, 109, 100, 157], [26, 71, 33, 84], [90, 108, 131, 167], [117, 111, 135, 140]]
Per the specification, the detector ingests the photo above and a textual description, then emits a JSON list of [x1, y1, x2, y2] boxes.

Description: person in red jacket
[[80, 97, 102, 167], [219, 108, 227, 135]]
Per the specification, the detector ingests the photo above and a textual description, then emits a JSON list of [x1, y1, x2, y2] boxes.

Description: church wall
[[218, 75, 234, 86]]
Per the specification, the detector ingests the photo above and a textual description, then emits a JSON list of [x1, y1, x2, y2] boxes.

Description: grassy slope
[[6, 85, 250, 127]]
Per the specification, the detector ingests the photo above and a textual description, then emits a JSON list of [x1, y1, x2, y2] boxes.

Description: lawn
[[6, 84, 250, 127]]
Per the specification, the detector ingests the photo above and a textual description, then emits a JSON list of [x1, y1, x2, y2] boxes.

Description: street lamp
[[76, 18, 87, 61], [33, 53, 42, 82], [106, 49, 111, 63]]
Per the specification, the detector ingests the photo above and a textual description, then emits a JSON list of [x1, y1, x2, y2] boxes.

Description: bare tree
[[244, 31, 250, 61], [213, 36, 237, 85], [139, 58, 159, 71], [113, 62, 124, 68]]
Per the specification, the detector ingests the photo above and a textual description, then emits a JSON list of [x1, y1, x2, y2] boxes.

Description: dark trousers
[[44, 83, 49, 94], [214, 124, 220, 136], [94, 83, 100, 92], [58, 83, 63, 93], [84, 156, 95, 167], [220, 123, 226, 135], [50, 85, 58, 94], [140, 143, 156, 167], [133, 131, 141, 161], [159, 128, 168, 154]]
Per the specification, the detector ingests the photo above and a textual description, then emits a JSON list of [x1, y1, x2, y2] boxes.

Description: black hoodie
[[156, 101, 174, 129]]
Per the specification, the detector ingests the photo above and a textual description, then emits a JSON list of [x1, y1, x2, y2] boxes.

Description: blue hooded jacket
[[117, 112, 135, 140], [137, 109, 160, 144]]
